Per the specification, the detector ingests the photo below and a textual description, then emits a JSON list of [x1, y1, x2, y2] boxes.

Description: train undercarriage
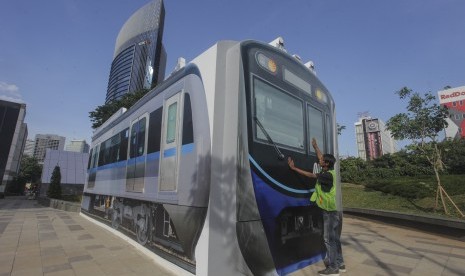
[[81, 194, 193, 267]]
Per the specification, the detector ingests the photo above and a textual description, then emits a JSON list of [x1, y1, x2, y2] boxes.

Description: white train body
[[81, 39, 340, 276]]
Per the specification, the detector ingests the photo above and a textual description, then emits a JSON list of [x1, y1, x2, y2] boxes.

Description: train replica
[[81, 37, 341, 276]]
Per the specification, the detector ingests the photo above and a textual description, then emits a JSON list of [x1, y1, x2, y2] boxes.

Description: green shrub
[[47, 166, 62, 199], [365, 177, 439, 199]]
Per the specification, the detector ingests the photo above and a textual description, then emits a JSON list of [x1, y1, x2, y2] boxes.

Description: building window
[[453, 102, 457, 107], [460, 100, 463, 106], [455, 114, 460, 120]]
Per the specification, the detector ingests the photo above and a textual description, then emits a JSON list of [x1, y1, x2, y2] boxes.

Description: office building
[[438, 85, 465, 139], [355, 116, 397, 161], [33, 134, 65, 163], [23, 139, 35, 156], [66, 139, 90, 153], [105, 0, 167, 104], [0, 99, 27, 197], [40, 149, 89, 196]]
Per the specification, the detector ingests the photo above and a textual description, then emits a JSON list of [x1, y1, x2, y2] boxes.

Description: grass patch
[[342, 183, 465, 220]]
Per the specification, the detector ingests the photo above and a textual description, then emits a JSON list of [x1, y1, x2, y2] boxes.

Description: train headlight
[[315, 88, 328, 104], [257, 52, 277, 74]]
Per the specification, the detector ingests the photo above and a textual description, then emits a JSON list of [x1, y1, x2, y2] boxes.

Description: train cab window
[[307, 105, 324, 154], [148, 108, 163, 154], [182, 94, 193, 145], [253, 78, 304, 149], [166, 102, 178, 144]]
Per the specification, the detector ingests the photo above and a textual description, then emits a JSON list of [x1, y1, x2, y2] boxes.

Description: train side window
[[91, 145, 99, 168], [130, 121, 139, 159], [129, 119, 146, 159], [307, 105, 324, 154], [166, 102, 178, 144], [182, 93, 194, 145], [104, 139, 111, 165], [137, 117, 146, 156], [119, 128, 129, 161], [87, 148, 93, 169], [110, 133, 121, 163], [148, 107, 163, 153], [98, 141, 107, 166]]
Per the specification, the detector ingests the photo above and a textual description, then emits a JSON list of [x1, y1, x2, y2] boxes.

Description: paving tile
[[68, 225, 84, 231], [363, 258, 413, 274], [72, 264, 105, 276], [43, 263, 73, 274], [41, 245, 65, 257], [10, 268, 43, 276], [41, 255, 69, 267], [84, 244, 105, 250], [77, 233, 94, 240], [68, 254, 93, 263], [44, 269, 76, 276], [380, 249, 423, 260], [443, 259, 465, 275]]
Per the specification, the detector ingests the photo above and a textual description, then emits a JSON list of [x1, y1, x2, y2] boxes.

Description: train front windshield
[[241, 41, 335, 274], [243, 41, 334, 195], [254, 79, 305, 150]]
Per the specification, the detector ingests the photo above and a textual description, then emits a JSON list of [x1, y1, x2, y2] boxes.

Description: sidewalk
[[290, 214, 465, 276], [1, 196, 465, 275], [0, 196, 175, 276]]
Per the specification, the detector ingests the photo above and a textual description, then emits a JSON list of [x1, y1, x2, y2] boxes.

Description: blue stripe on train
[[248, 155, 314, 194], [164, 143, 194, 157], [248, 155, 323, 275], [87, 143, 194, 173]]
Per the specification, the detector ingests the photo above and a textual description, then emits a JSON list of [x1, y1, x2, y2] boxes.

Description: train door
[[159, 93, 182, 192], [126, 115, 148, 192]]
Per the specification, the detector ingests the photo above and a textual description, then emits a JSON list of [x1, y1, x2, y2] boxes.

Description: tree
[[19, 156, 42, 183], [441, 138, 465, 174], [9, 156, 42, 194], [47, 165, 62, 199], [386, 87, 463, 217], [89, 89, 149, 129], [337, 124, 346, 135]]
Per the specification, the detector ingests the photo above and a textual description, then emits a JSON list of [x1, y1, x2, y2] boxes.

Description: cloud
[[0, 81, 24, 103]]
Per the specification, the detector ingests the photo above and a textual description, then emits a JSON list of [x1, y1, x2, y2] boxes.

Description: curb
[[37, 196, 81, 212], [344, 207, 465, 240]]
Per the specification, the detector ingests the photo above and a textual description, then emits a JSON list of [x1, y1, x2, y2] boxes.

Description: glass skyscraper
[[105, 0, 167, 104], [0, 99, 27, 197]]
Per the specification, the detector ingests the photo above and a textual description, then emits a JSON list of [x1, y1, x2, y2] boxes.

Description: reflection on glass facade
[[105, 0, 167, 104], [0, 99, 27, 196]]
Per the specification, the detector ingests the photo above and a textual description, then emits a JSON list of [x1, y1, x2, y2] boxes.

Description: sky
[[1, 0, 464, 157]]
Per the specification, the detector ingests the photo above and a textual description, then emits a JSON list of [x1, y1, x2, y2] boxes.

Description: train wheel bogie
[[136, 217, 149, 245]]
